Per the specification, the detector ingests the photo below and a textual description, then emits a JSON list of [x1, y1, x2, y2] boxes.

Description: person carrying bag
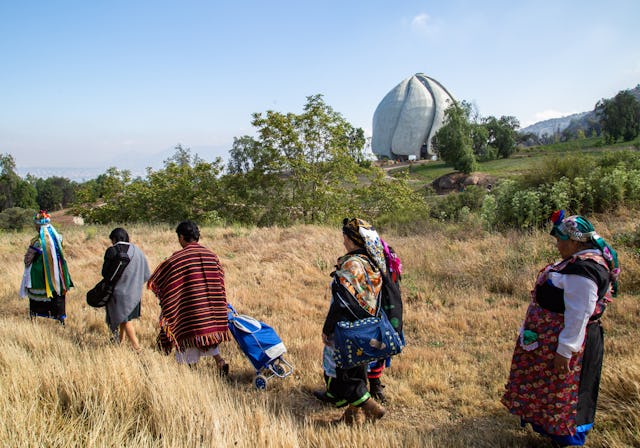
[[87, 243, 130, 308]]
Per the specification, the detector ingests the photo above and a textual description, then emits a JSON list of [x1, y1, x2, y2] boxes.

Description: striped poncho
[[148, 242, 230, 353]]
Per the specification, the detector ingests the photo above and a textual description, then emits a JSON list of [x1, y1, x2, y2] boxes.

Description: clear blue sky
[[2, 0, 639, 173]]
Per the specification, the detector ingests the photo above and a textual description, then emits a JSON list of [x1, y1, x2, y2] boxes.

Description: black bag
[[380, 272, 403, 333], [86, 279, 114, 308], [86, 244, 131, 308]]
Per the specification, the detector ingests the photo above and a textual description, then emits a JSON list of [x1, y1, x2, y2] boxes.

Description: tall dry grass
[[0, 217, 638, 448]]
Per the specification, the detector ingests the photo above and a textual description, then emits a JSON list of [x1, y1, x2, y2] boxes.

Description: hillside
[[520, 84, 640, 138], [1, 221, 638, 447]]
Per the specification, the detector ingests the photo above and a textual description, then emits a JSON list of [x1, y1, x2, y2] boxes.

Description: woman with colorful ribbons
[[19, 211, 73, 324], [502, 210, 620, 446]]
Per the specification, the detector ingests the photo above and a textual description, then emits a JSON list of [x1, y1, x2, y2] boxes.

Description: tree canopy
[[72, 96, 426, 226], [596, 89, 640, 143]]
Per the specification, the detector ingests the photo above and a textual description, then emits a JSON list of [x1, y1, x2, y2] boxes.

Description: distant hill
[[520, 84, 640, 138], [520, 112, 590, 138]]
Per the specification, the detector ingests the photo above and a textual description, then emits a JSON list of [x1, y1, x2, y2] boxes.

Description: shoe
[[313, 390, 336, 404], [369, 378, 387, 403], [361, 398, 386, 421], [216, 359, 229, 377], [334, 405, 364, 425]]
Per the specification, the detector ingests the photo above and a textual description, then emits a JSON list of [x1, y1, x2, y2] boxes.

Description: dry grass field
[[1, 215, 638, 447]]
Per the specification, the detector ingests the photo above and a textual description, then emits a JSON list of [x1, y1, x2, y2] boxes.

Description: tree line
[[69, 95, 427, 228], [0, 154, 77, 230], [2, 88, 639, 232]]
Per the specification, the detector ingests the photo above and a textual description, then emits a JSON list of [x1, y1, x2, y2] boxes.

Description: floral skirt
[[501, 301, 603, 437]]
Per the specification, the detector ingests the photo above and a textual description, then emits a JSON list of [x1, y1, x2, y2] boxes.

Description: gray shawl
[[106, 242, 150, 329]]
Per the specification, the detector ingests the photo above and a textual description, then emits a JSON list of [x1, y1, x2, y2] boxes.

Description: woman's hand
[[554, 352, 571, 374]]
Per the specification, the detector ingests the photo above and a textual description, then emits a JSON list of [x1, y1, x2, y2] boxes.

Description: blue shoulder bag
[[332, 289, 404, 369]]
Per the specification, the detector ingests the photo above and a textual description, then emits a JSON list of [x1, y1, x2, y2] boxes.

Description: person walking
[[148, 220, 230, 373], [320, 217, 390, 423], [20, 211, 73, 324], [102, 227, 150, 351]]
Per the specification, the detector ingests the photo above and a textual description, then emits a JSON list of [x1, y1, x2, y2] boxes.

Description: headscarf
[[342, 218, 387, 275], [34, 210, 72, 297], [550, 209, 620, 295]]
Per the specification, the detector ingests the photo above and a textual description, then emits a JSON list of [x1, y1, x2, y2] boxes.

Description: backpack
[[380, 271, 403, 333], [380, 242, 404, 333], [86, 244, 130, 308]]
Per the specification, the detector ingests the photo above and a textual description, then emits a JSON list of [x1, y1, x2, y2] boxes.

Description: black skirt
[[29, 294, 66, 321]]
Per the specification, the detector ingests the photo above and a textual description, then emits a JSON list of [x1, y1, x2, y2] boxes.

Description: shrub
[[429, 186, 485, 222], [0, 207, 36, 231]]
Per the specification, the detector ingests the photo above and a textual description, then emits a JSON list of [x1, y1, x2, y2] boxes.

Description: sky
[[1, 0, 639, 178]]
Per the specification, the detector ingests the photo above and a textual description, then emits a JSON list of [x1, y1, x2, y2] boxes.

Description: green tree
[[596, 89, 640, 143], [0, 153, 37, 211], [225, 135, 287, 225], [431, 103, 477, 173], [246, 94, 366, 224], [485, 115, 520, 158], [34, 176, 77, 211], [146, 146, 224, 224]]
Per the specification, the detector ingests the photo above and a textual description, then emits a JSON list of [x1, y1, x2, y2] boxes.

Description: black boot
[[369, 377, 386, 403], [313, 390, 337, 405]]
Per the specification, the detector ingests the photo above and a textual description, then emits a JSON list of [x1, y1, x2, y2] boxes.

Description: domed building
[[372, 73, 455, 160]]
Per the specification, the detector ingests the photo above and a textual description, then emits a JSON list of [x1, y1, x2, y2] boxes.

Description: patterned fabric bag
[[333, 305, 404, 369]]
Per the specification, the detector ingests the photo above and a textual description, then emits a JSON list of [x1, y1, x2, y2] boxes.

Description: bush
[[429, 186, 485, 222], [0, 207, 37, 231]]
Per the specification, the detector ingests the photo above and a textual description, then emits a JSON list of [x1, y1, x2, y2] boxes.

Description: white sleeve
[[547, 272, 598, 358]]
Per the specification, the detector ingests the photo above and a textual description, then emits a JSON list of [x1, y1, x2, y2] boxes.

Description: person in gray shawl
[[102, 228, 150, 351]]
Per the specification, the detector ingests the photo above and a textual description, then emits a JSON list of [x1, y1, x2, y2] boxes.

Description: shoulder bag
[[87, 244, 130, 308], [332, 287, 404, 369]]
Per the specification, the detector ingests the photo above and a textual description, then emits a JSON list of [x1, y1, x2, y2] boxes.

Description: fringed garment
[[148, 242, 230, 353], [502, 252, 612, 445], [20, 225, 73, 321]]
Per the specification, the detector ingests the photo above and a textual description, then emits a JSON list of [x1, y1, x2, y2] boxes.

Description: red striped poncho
[[148, 242, 230, 353]]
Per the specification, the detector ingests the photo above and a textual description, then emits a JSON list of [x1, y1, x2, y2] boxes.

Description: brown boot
[[361, 398, 386, 421], [335, 405, 364, 425]]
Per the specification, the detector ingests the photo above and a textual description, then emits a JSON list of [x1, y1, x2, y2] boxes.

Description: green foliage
[[482, 151, 640, 229], [430, 185, 485, 221], [73, 146, 225, 225], [32, 176, 77, 211], [484, 115, 520, 159], [0, 207, 36, 231], [431, 103, 477, 174], [0, 153, 38, 211], [225, 94, 369, 225], [596, 89, 640, 143], [350, 171, 429, 224]]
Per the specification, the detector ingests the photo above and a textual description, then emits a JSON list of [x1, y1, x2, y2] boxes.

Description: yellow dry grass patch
[[0, 217, 638, 447]]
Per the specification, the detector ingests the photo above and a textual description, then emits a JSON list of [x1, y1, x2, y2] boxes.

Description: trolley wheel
[[273, 362, 285, 376], [254, 374, 268, 390]]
